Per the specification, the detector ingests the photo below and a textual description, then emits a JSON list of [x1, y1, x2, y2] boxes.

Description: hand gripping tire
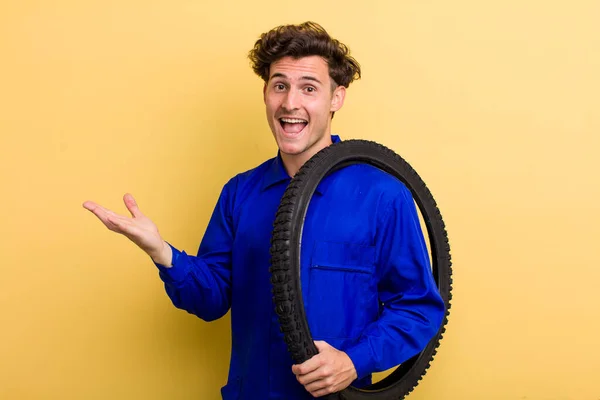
[[269, 140, 452, 399]]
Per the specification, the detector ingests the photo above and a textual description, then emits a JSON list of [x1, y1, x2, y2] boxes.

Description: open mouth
[[279, 117, 308, 136]]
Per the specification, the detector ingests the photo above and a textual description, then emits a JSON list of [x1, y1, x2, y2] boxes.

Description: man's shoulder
[[324, 163, 414, 218], [227, 157, 275, 185], [220, 156, 278, 203], [333, 163, 410, 196]]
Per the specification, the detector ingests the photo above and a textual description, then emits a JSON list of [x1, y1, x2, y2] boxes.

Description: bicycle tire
[[269, 140, 452, 399]]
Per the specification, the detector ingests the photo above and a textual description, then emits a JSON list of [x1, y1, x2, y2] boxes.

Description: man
[[83, 22, 445, 399]]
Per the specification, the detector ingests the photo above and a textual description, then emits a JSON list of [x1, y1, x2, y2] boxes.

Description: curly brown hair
[[248, 21, 361, 89]]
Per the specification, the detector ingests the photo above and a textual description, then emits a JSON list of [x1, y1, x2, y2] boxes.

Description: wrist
[[344, 352, 358, 380], [151, 241, 173, 267]]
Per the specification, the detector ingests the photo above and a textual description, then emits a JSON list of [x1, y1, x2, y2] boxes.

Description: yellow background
[[1, 1, 599, 399]]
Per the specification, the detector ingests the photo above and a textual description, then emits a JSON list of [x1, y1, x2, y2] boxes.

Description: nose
[[282, 89, 300, 111]]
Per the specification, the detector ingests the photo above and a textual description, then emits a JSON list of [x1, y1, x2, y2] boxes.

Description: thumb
[[123, 193, 143, 218], [314, 340, 332, 353]]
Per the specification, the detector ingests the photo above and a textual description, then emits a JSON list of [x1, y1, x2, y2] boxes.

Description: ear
[[330, 85, 346, 113], [263, 82, 267, 104]]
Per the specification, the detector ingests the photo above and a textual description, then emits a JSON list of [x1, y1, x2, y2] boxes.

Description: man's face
[[264, 55, 345, 160]]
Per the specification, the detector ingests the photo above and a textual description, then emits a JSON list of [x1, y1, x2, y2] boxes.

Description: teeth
[[281, 118, 307, 124]]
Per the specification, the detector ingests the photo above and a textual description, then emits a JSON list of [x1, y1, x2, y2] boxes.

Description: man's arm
[[83, 193, 172, 265], [83, 179, 237, 322], [292, 184, 445, 396], [344, 185, 446, 379], [154, 180, 236, 321]]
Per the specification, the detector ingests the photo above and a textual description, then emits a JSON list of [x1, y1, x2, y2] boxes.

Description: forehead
[[269, 56, 330, 83]]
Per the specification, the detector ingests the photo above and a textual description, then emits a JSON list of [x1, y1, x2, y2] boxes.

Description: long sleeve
[[344, 186, 446, 379], [154, 179, 236, 322]]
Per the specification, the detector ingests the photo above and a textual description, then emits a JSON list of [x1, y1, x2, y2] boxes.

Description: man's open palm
[[82, 194, 171, 266]]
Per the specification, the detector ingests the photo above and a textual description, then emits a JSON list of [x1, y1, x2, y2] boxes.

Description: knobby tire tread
[[269, 140, 453, 400]]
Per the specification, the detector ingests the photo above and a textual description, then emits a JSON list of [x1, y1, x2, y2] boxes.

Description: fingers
[[82, 200, 99, 212], [311, 385, 337, 398], [304, 378, 335, 397], [106, 213, 131, 230], [294, 341, 355, 397], [293, 354, 327, 388], [292, 341, 332, 377], [83, 200, 130, 233], [123, 193, 143, 218], [83, 201, 112, 224], [314, 340, 331, 352], [292, 355, 321, 377], [296, 365, 329, 386]]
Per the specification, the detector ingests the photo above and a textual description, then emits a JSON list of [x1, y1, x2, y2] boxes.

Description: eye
[[305, 86, 316, 93], [274, 83, 286, 91]]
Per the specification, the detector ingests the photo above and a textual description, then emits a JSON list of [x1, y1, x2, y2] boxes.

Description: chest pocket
[[307, 241, 378, 340]]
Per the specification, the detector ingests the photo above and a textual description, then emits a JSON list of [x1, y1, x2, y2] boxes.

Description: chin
[[275, 133, 305, 153], [278, 142, 306, 156]]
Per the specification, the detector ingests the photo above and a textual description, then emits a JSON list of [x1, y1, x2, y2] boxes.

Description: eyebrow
[[270, 72, 323, 85]]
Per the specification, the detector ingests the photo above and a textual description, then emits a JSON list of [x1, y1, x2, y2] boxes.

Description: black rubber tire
[[269, 140, 452, 399]]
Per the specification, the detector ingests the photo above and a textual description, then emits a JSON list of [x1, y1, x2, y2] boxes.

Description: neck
[[281, 135, 333, 177]]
